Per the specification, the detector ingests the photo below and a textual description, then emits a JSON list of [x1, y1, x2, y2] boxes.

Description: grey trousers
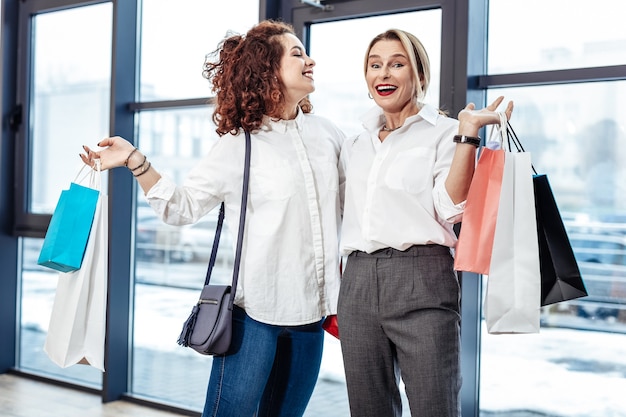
[[337, 245, 462, 417]]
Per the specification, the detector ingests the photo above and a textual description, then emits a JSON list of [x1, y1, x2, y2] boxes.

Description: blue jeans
[[202, 306, 324, 417]]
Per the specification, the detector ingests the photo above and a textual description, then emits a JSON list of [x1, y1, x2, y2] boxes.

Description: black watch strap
[[453, 135, 481, 147]]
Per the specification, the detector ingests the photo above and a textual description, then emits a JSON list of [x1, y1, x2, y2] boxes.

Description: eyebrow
[[368, 53, 407, 60], [291, 46, 304, 53]]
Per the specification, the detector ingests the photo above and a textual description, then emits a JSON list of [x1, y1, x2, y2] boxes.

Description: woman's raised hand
[[457, 96, 514, 135], [80, 136, 136, 171]]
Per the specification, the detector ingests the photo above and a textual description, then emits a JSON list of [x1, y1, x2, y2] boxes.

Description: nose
[[307, 57, 316, 67]]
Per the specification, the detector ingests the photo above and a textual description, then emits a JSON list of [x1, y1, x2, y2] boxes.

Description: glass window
[[132, 10, 440, 414], [131, 1, 259, 407], [18, 3, 112, 386], [304, 11, 442, 416], [488, 0, 626, 74], [487, 83, 626, 215], [480, 83, 626, 416], [30, 4, 112, 214], [139, 0, 259, 101], [131, 107, 227, 409]]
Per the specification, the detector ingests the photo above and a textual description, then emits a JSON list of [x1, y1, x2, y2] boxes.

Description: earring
[[368, 92, 373, 99]]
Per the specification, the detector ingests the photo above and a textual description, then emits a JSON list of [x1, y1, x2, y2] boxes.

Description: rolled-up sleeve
[[434, 183, 466, 224]]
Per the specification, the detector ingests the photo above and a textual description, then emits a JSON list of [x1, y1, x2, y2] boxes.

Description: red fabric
[[454, 148, 505, 274], [322, 315, 339, 339]]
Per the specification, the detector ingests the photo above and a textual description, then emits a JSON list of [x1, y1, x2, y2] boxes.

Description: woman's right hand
[[80, 136, 137, 171]]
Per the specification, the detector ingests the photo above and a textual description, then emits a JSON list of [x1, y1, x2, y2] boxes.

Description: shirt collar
[[262, 107, 305, 134], [360, 103, 440, 134]]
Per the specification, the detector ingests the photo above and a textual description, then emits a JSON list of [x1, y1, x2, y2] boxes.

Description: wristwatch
[[453, 135, 481, 147]]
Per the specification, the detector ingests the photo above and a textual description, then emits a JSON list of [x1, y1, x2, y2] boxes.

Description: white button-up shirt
[[340, 104, 465, 255], [145, 110, 346, 325]]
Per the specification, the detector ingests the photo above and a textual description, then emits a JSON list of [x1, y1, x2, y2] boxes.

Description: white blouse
[[340, 104, 466, 255], [145, 110, 346, 326]]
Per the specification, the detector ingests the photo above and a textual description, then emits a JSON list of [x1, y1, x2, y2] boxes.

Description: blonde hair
[[364, 29, 431, 102]]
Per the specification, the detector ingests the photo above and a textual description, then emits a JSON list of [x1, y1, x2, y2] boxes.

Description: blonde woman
[[338, 29, 513, 417]]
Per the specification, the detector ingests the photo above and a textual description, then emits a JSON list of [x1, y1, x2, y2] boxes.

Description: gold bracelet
[[134, 161, 151, 177], [124, 147, 138, 167]]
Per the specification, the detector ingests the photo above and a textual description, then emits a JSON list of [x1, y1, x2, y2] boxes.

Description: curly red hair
[[204, 20, 313, 136]]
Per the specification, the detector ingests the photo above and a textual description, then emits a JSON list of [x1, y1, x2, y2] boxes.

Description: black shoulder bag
[[177, 131, 251, 355]]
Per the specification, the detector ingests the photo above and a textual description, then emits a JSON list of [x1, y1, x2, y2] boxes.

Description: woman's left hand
[[457, 96, 514, 135]]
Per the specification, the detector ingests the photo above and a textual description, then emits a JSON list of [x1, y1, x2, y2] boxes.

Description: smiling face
[[278, 33, 315, 115], [366, 39, 420, 114]]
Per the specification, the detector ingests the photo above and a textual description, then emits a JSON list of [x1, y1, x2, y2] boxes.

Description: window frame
[[13, 0, 110, 237], [5, 0, 269, 412]]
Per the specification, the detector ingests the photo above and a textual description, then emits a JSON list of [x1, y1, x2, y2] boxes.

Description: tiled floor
[[0, 370, 350, 417], [0, 373, 187, 417]]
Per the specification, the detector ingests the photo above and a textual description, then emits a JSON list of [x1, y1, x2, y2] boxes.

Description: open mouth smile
[[376, 84, 397, 96]]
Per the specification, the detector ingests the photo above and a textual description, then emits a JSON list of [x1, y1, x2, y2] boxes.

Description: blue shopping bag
[[38, 182, 100, 272]]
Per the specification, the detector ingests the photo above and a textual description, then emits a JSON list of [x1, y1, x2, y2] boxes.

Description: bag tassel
[[177, 304, 199, 347]]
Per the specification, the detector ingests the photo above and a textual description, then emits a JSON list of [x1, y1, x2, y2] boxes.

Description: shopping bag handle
[[74, 159, 103, 191], [485, 112, 508, 149], [505, 121, 538, 175]]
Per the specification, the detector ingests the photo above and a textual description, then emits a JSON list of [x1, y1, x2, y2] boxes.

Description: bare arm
[[80, 136, 162, 195], [445, 96, 514, 204]]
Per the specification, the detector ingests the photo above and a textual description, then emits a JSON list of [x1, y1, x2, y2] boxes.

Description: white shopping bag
[[44, 164, 108, 371], [484, 151, 541, 334]]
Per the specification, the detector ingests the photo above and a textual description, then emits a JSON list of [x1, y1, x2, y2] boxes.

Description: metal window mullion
[[478, 65, 626, 89], [102, 0, 138, 404]]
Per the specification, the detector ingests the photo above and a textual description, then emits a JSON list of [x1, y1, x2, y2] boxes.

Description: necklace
[[381, 124, 401, 132]]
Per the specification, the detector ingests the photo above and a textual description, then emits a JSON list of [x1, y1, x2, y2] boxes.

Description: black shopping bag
[[533, 174, 588, 306]]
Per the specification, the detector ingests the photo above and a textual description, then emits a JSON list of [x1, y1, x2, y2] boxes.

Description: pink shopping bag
[[454, 147, 506, 274]]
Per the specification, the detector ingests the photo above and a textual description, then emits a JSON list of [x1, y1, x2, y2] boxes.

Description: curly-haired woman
[[81, 20, 345, 417]]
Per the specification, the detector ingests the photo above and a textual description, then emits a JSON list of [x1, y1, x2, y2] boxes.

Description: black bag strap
[[203, 130, 251, 310], [506, 121, 538, 175]]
